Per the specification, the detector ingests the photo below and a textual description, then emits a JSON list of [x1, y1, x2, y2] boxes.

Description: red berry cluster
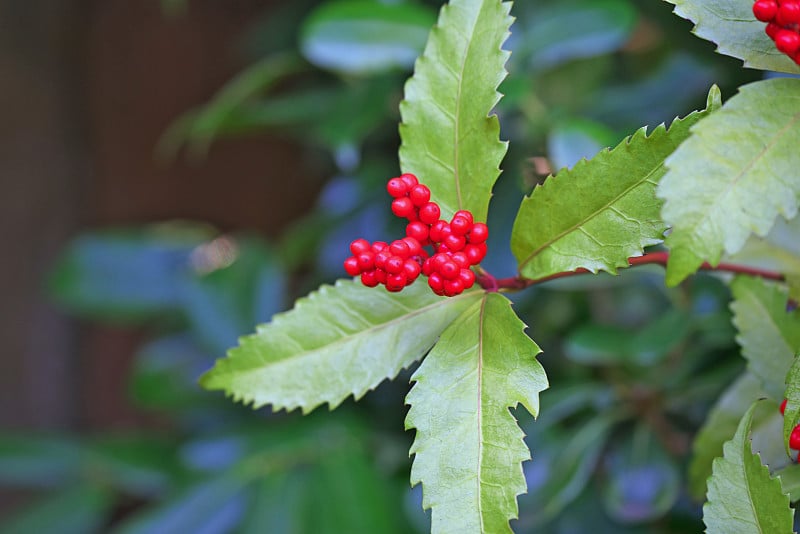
[[753, 0, 800, 64], [343, 173, 488, 297], [780, 399, 800, 453]]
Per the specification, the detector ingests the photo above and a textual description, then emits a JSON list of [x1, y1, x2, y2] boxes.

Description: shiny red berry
[[361, 271, 379, 287], [753, 0, 779, 22], [428, 272, 444, 292], [406, 221, 429, 242], [451, 252, 470, 269], [776, 29, 800, 55], [439, 261, 460, 280], [468, 223, 489, 244], [781, 399, 788, 415], [356, 252, 375, 271], [350, 238, 371, 255], [344, 257, 361, 276], [409, 184, 431, 207], [389, 240, 410, 258], [450, 215, 471, 236], [371, 241, 388, 252], [391, 197, 415, 218], [419, 202, 441, 224], [766, 22, 781, 39], [399, 173, 418, 188], [458, 268, 475, 289], [791, 424, 800, 449], [453, 210, 473, 225], [443, 233, 466, 252], [385, 273, 407, 292], [443, 278, 464, 297], [385, 256, 404, 275], [404, 260, 421, 280], [464, 243, 487, 264], [429, 220, 447, 242], [402, 237, 422, 257], [776, 1, 800, 26], [387, 178, 408, 198], [374, 250, 391, 269]]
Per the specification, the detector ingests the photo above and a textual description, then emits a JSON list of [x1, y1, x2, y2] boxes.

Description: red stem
[[476, 251, 786, 292]]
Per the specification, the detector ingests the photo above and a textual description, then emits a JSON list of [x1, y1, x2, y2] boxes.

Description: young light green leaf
[[688, 371, 764, 499], [731, 276, 800, 400], [200, 280, 482, 414], [783, 354, 800, 457], [398, 0, 513, 223], [703, 401, 794, 533], [664, 0, 800, 74], [511, 86, 721, 280], [659, 78, 800, 286], [405, 293, 548, 533]]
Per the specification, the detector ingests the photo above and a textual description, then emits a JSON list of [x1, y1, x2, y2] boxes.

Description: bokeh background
[[0, 0, 770, 532]]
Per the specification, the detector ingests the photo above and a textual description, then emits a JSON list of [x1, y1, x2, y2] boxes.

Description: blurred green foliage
[[0, 0, 771, 531]]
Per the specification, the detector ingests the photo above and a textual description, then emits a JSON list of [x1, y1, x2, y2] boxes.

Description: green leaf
[[703, 401, 794, 533], [0, 486, 113, 534], [659, 78, 800, 285], [398, 0, 513, 223], [688, 371, 764, 499], [300, 0, 436, 75], [777, 463, 800, 502], [784, 354, 800, 457], [731, 276, 800, 399], [511, 86, 721, 280], [664, 0, 800, 74], [405, 293, 548, 533], [200, 280, 482, 413]]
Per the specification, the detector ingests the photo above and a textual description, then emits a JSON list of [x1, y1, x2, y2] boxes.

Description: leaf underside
[[405, 293, 548, 534], [730, 276, 800, 401], [659, 78, 800, 286], [664, 0, 800, 74], [784, 355, 800, 457], [200, 280, 482, 413], [703, 401, 794, 533], [398, 0, 513, 223], [510, 86, 721, 280]]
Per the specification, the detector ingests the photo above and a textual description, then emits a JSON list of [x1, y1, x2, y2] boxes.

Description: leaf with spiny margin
[[200, 280, 482, 414], [688, 371, 764, 499], [731, 276, 800, 400], [510, 86, 721, 280], [398, 0, 512, 223], [659, 78, 800, 286], [405, 293, 548, 534], [783, 354, 800, 457], [664, 0, 800, 74], [703, 401, 794, 534]]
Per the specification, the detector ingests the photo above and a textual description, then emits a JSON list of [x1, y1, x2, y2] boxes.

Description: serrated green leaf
[[731, 276, 800, 400], [200, 280, 482, 414], [398, 0, 513, 223], [703, 401, 794, 534], [664, 0, 800, 74], [688, 371, 764, 499], [511, 86, 721, 280], [784, 354, 800, 457], [405, 293, 548, 533], [777, 463, 800, 502], [660, 78, 800, 285]]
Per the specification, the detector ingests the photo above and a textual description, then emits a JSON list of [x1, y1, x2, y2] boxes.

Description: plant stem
[[476, 251, 787, 292]]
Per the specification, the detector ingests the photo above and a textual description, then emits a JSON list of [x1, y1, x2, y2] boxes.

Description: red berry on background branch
[[344, 172, 489, 297], [753, 0, 800, 65], [781, 398, 788, 415], [791, 424, 800, 450]]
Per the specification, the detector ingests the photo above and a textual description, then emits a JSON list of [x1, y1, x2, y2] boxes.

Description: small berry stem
[[477, 251, 787, 292]]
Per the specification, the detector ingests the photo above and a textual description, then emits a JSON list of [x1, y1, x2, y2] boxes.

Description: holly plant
[[200, 0, 800, 532]]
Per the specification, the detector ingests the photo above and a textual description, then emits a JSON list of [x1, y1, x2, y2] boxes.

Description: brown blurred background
[[0, 0, 321, 431]]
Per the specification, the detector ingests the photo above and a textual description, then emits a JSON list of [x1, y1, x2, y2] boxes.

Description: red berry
[[422, 258, 434, 276], [385, 256, 404, 275], [428, 272, 444, 292], [375, 268, 387, 284], [409, 184, 431, 207], [387, 178, 409, 198], [402, 237, 422, 256], [443, 233, 466, 252], [361, 271, 379, 287], [775, 29, 800, 54], [468, 223, 489, 244], [356, 252, 375, 271], [791, 424, 800, 449], [371, 241, 388, 252], [440, 261, 460, 280], [389, 239, 411, 258], [776, 1, 800, 26], [350, 238, 371, 255], [403, 260, 421, 280], [450, 215, 471, 236], [781, 399, 788, 415], [385, 273, 407, 292], [374, 250, 392, 269], [443, 278, 464, 297], [451, 252, 470, 269], [458, 268, 475, 289], [464, 243, 488, 265], [429, 220, 447, 242], [419, 202, 441, 224], [344, 257, 361, 276], [406, 221, 429, 243], [432, 253, 449, 271], [766, 21, 781, 38], [453, 210, 474, 225], [399, 173, 419, 188], [753, 0, 779, 21], [391, 197, 416, 218]]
